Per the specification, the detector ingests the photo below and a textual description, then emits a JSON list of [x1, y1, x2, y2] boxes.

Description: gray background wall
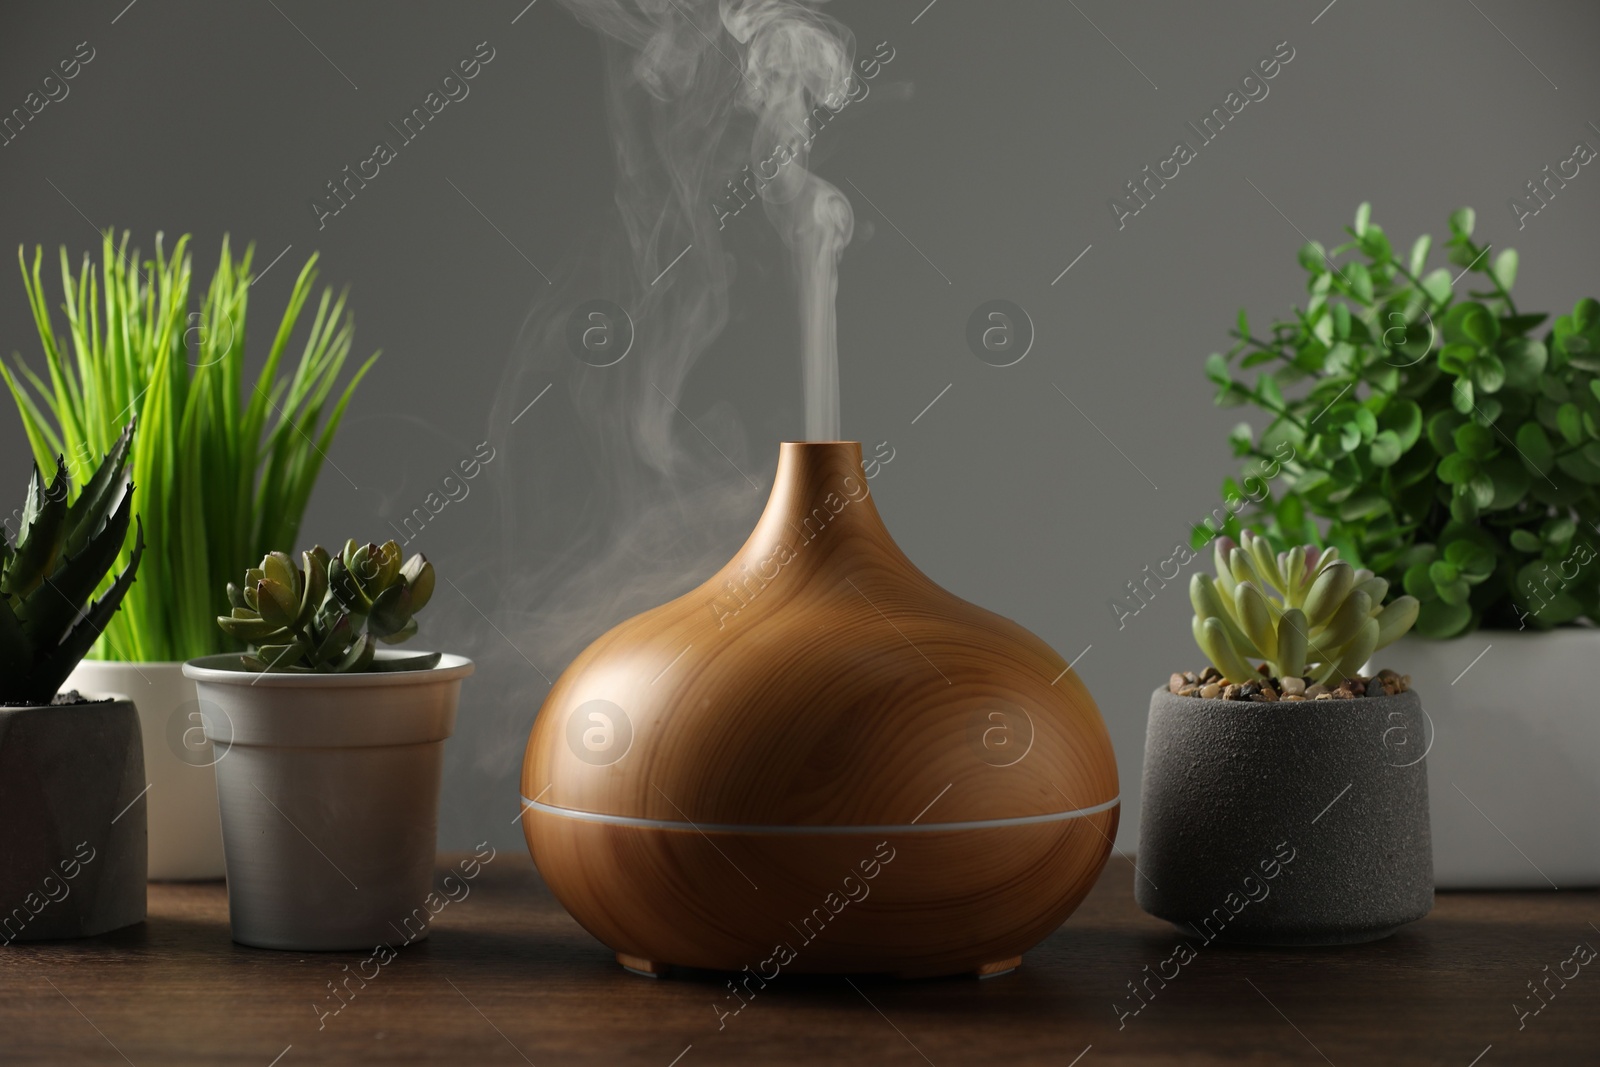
[[3, 0, 1597, 855]]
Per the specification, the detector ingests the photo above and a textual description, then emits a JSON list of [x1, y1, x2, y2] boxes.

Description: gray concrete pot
[[0, 698, 147, 942], [183, 653, 472, 951], [1136, 686, 1433, 945]]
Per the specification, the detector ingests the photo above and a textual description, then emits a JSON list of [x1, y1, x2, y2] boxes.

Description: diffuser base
[[892, 956, 1023, 980], [527, 807, 1117, 982], [615, 953, 1026, 981], [617, 953, 668, 977], [974, 957, 1022, 979]]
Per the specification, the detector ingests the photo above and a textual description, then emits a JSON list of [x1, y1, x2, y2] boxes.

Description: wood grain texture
[[521, 442, 1119, 974], [1, 855, 1595, 1066]]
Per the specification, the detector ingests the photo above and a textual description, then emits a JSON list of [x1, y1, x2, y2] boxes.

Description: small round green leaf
[[1491, 248, 1518, 292], [1436, 453, 1477, 484], [1556, 450, 1600, 484], [1438, 342, 1476, 376], [1472, 353, 1506, 393], [1462, 305, 1499, 346], [1484, 453, 1531, 511], [1515, 421, 1554, 474], [1575, 297, 1600, 330], [1353, 202, 1371, 237], [1369, 430, 1403, 467], [1509, 529, 1542, 553], [1453, 421, 1498, 459], [1558, 402, 1584, 444], [1403, 561, 1437, 599], [1416, 598, 1472, 638]]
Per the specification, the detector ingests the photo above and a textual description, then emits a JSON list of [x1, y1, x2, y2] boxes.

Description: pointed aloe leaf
[[15, 482, 135, 644], [28, 518, 144, 703], [0, 595, 32, 677], [3, 460, 71, 598]]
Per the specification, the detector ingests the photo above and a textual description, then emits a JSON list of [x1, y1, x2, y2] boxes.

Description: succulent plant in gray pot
[[0, 425, 148, 941], [183, 540, 472, 951], [1137, 531, 1433, 945]]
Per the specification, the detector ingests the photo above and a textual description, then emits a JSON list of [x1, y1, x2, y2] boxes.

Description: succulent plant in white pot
[[5, 232, 377, 880], [183, 540, 472, 951]]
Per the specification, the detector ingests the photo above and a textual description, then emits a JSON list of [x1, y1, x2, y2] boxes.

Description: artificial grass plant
[[2, 231, 377, 662]]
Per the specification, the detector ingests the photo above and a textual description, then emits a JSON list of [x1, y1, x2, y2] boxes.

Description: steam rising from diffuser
[[783, 184, 852, 440], [480, 0, 862, 772], [725, 0, 857, 439]]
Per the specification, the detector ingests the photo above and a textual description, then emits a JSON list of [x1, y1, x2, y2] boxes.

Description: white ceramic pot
[[1388, 631, 1600, 888], [182, 653, 474, 951], [65, 660, 226, 881]]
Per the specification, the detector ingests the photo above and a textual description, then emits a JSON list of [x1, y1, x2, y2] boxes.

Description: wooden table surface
[[2, 853, 1595, 1066]]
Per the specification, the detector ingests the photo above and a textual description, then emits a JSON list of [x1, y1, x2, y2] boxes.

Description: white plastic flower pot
[[65, 660, 225, 881], [182, 653, 474, 950], [1388, 631, 1600, 888]]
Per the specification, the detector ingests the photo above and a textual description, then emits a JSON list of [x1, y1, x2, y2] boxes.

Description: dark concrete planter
[[0, 699, 147, 942], [1136, 686, 1433, 945]]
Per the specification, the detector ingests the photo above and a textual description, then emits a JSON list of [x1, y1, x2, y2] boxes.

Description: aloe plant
[[2, 231, 377, 663], [217, 540, 438, 673], [1191, 530, 1419, 686], [1, 424, 143, 704]]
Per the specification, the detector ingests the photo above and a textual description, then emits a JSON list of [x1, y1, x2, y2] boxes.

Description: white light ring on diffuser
[[519, 794, 1120, 834]]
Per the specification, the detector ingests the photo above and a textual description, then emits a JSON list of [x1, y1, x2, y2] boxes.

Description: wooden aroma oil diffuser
[[520, 441, 1118, 978]]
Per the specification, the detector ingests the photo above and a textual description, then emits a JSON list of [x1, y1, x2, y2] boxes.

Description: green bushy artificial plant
[[1197, 204, 1600, 638]]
